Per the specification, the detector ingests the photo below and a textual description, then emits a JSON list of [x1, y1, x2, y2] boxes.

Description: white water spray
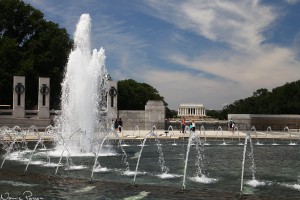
[[56, 14, 109, 153]]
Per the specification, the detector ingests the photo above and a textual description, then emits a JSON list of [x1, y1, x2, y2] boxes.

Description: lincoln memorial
[[177, 103, 206, 117]]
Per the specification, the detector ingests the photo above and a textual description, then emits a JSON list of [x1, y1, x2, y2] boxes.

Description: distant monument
[[177, 103, 206, 118]]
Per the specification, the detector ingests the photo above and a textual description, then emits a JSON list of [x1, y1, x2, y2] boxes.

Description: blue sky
[[24, 0, 300, 110]]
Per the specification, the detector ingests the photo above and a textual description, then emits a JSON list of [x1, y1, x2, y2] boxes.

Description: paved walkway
[[116, 129, 300, 141], [1, 129, 299, 142]]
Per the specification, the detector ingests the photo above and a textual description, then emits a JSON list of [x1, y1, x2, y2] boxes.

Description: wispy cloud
[[146, 0, 277, 51], [136, 0, 300, 109], [285, 0, 300, 5]]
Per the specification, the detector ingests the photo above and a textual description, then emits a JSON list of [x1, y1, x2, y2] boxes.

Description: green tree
[[0, 0, 73, 109], [222, 80, 300, 116], [206, 109, 224, 120], [117, 79, 165, 110], [166, 108, 177, 118]]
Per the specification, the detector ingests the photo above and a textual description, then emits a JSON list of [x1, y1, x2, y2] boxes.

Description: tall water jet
[[56, 14, 109, 153], [133, 131, 169, 186], [182, 132, 207, 190]]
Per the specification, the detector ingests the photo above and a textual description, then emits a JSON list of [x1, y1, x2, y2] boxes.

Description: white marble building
[[177, 103, 206, 117]]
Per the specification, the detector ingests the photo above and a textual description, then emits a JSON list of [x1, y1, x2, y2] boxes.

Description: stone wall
[[118, 100, 165, 130], [228, 114, 300, 131], [118, 110, 146, 130], [145, 100, 165, 130]]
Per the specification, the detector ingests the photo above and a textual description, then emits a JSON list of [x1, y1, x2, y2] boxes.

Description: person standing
[[232, 121, 235, 133], [228, 120, 233, 132], [118, 118, 123, 133], [181, 117, 186, 133], [192, 120, 196, 132], [114, 118, 118, 131]]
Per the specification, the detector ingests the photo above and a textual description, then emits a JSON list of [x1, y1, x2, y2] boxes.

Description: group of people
[[180, 117, 195, 133], [181, 118, 236, 133], [228, 119, 235, 132], [112, 118, 123, 132]]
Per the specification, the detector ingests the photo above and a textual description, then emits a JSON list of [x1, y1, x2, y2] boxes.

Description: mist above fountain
[[56, 13, 109, 153]]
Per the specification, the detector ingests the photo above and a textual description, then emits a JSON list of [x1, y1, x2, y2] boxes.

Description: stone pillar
[[107, 80, 118, 120], [13, 76, 26, 118], [38, 77, 50, 119]]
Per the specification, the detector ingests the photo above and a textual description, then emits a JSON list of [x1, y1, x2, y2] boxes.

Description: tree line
[[0, 0, 73, 109], [210, 80, 300, 120]]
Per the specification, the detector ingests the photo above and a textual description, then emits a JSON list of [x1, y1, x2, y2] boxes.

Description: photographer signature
[[1, 191, 44, 200]]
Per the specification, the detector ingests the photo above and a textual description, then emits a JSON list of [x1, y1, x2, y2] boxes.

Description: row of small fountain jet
[[168, 124, 299, 145], [0, 124, 299, 195]]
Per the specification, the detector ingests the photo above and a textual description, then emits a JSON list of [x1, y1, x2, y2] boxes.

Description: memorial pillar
[[107, 80, 118, 120], [12, 76, 25, 118], [38, 77, 50, 119]]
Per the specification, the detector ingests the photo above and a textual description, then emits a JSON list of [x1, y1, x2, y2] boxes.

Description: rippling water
[[0, 139, 299, 199]]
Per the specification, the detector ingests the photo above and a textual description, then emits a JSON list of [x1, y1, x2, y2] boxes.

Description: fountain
[[251, 125, 262, 145], [1, 13, 300, 199], [182, 131, 207, 190], [200, 125, 207, 144], [234, 126, 243, 145], [267, 126, 278, 145], [167, 125, 178, 146], [240, 132, 256, 195], [133, 125, 140, 138], [282, 126, 297, 145], [1, 123, 300, 199], [283, 126, 289, 141], [133, 130, 170, 185], [216, 126, 226, 145], [90, 129, 125, 181], [56, 13, 109, 154]]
